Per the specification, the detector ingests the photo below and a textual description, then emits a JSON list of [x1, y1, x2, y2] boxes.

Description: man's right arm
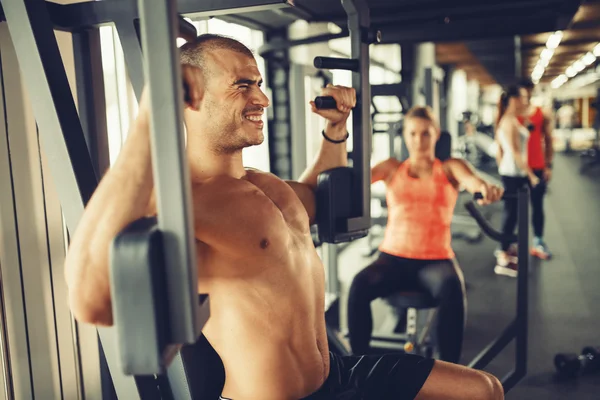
[[64, 102, 154, 326]]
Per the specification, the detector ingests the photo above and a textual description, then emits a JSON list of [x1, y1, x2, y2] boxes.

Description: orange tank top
[[379, 159, 458, 260]]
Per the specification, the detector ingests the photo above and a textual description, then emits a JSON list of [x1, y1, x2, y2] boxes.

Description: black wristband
[[322, 130, 349, 144]]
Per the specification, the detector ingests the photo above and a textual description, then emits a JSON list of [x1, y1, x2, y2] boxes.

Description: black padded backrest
[[435, 131, 452, 161], [399, 130, 452, 162]]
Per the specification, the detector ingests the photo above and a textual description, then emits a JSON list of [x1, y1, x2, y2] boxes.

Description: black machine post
[[465, 189, 529, 394], [580, 90, 600, 173], [343, 0, 376, 234], [137, 0, 203, 346], [505, 186, 529, 389], [108, 0, 212, 378], [114, 17, 146, 100], [0, 0, 144, 397], [313, 0, 379, 244]]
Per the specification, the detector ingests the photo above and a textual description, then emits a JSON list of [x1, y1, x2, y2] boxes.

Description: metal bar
[[371, 83, 407, 98], [216, 14, 271, 31], [423, 67, 433, 108], [314, 56, 359, 71], [370, 0, 566, 24], [378, 14, 558, 44], [467, 320, 516, 370], [2, 0, 97, 236], [178, 16, 198, 42], [342, 0, 371, 231], [323, 244, 340, 296], [522, 38, 599, 50], [464, 202, 518, 243], [72, 27, 117, 400], [259, 30, 349, 57], [501, 369, 519, 394], [97, 329, 141, 399], [439, 66, 448, 131], [114, 19, 145, 101], [514, 36, 522, 79], [72, 28, 111, 178], [137, 0, 201, 343], [515, 188, 529, 377], [0, 40, 17, 400], [289, 64, 309, 180], [0, 260, 15, 400], [49, 0, 292, 31], [2, 1, 142, 397]]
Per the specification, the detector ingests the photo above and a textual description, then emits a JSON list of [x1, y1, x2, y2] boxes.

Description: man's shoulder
[[191, 175, 258, 200]]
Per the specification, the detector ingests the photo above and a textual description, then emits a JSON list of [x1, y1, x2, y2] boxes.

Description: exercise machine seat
[[385, 291, 439, 310]]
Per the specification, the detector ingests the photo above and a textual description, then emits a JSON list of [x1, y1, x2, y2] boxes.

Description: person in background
[[494, 85, 539, 277], [518, 78, 553, 260], [347, 106, 504, 363]]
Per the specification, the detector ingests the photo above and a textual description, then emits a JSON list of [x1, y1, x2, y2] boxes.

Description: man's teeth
[[245, 115, 262, 122]]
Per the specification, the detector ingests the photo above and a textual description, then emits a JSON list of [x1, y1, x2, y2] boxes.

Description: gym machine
[[1, 0, 530, 396], [1, 0, 287, 398], [464, 190, 530, 394], [2, 0, 377, 396], [579, 90, 600, 174], [310, 0, 381, 356]]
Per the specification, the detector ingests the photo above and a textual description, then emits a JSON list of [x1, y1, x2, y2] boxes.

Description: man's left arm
[[287, 84, 356, 224]]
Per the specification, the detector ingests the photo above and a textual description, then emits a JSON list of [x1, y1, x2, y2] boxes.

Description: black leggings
[[530, 169, 547, 238], [501, 170, 546, 250], [347, 253, 466, 363], [500, 176, 528, 251]]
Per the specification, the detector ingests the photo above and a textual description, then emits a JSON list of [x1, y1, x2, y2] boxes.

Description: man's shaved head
[[179, 34, 255, 80]]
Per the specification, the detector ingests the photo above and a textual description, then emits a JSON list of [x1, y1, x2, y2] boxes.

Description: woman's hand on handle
[[476, 182, 504, 205]]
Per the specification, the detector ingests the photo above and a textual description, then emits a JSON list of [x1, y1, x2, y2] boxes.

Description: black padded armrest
[[314, 167, 368, 243], [109, 216, 179, 375]]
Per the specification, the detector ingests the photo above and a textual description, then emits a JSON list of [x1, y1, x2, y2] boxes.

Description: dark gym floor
[[337, 152, 600, 400]]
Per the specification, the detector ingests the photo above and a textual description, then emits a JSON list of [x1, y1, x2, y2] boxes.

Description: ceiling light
[[573, 60, 586, 72], [583, 52, 596, 66], [531, 31, 562, 83], [594, 43, 600, 57], [546, 31, 563, 49], [551, 74, 568, 89], [540, 48, 554, 61], [327, 22, 342, 34], [566, 66, 577, 77]]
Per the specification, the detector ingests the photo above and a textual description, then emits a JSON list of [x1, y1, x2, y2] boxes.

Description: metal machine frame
[[0, 0, 529, 397]]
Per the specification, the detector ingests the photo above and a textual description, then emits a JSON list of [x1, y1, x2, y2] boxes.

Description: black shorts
[[302, 352, 435, 400]]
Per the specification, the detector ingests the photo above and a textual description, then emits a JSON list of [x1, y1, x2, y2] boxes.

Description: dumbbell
[[554, 346, 600, 378]]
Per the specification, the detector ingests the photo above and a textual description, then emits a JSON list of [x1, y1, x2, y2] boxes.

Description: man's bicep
[[286, 181, 316, 224]]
